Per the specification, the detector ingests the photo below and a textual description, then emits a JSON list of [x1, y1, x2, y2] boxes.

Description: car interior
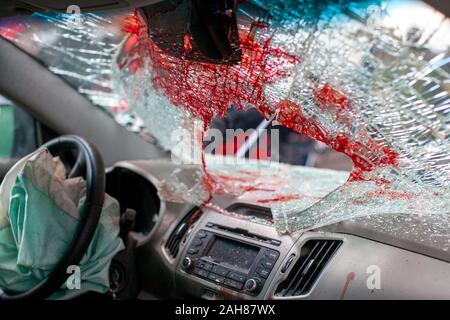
[[0, 0, 449, 301]]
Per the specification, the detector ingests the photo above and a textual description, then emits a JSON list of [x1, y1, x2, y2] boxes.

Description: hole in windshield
[[205, 106, 353, 171]]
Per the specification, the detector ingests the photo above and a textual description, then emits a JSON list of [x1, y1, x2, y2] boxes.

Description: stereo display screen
[[206, 237, 260, 271]]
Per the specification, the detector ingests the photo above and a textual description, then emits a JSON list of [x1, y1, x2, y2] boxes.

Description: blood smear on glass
[[122, 10, 399, 195]]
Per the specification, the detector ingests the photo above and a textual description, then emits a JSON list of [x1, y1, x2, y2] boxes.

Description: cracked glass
[[0, 0, 449, 250]]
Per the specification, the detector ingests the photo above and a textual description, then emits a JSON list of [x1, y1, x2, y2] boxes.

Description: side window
[[0, 95, 38, 160]]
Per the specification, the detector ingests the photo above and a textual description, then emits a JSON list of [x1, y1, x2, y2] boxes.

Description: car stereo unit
[[181, 230, 280, 295]]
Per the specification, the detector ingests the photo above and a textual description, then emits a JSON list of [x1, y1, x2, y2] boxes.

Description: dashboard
[[109, 160, 450, 300]]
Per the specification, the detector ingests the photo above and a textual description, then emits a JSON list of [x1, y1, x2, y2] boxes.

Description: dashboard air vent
[[165, 207, 201, 258], [275, 239, 342, 297]]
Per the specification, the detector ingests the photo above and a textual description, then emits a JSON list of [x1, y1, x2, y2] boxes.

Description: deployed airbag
[[0, 149, 124, 299]]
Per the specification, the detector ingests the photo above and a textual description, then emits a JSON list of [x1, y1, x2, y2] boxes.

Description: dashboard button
[[197, 231, 208, 239], [208, 273, 225, 284], [193, 268, 209, 278], [192, 239, 203, 247], [202, 263, 213, 271], [244, 278, 262, 293], [187, 248, 199, 255], [227, 272, 246, 283], [224, 279, 244, 290], [260, 259, 275, 269], [256, 267, 270, 279], [211, 265, 229, 277], [281, 254, 296, 273], [196, 260, 213, 271], [182, 257, 194, 270], [265, 250, 280, 261]]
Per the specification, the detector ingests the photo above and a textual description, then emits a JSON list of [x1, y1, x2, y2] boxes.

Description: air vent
[[275, 239, 342, 297], [165, 207, 201, 258]]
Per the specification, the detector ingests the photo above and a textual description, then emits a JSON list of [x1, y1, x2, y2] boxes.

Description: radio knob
[[182, 257, 194, 270], [244, 278, 261, 293]]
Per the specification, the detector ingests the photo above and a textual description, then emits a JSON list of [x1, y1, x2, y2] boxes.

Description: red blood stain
[[250, 21, 270, 30], [212, 174, 257, 183], [340, 272, 355, 300], [183, 33, 193, 52], [348, 168, 391, 186], [121, 13, 142, 35], [238, 170, 263, 175], [187, 207, 203, 225], [352, 189, 416, 205], [201, 133, 216, 203], [249, 133, 271, 160], [277, 100, 328, 141], [121, 11, 300, 126], [213, 132, 271, 160], [314, 83, 351, 111], [365, 189, 416, 201], [111, 98, 129, 113], [119, 33, 144, 73], [277, 100, 399, 182], [121, 11, 400, 192], [313, 83, 354, 126], [0, 19, 26, 41], [257, 194, 301, 203], [121, 11, 303, 203], [219, 287, 234, 300], [211, 174, 278, 193], [240, 185, 276, 192]]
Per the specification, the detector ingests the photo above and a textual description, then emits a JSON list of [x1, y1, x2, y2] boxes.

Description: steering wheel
[[0, 135, 105, 300]]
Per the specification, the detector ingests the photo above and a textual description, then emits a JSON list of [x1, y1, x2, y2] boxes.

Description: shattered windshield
[[0, 0, 449, 251]]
